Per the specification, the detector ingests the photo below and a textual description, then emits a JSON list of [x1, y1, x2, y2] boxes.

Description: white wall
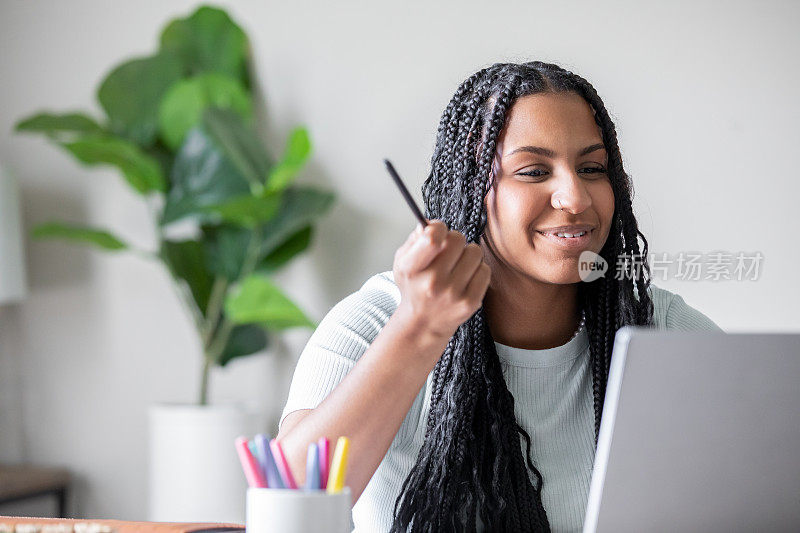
[[1, 0, 797, 521]]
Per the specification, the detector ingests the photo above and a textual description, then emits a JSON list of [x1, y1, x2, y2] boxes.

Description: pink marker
[[318, 437, 330, 489], [235, 437, 267, 488], [269, 438, 298, 489]]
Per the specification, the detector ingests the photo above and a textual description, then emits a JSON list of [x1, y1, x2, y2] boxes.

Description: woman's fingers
[[449, 243, 486, 292], [392, 219, 492, 338], [464, 262, 492, 304], [427, 230, 468, 276], [396, 220, 448, 273]]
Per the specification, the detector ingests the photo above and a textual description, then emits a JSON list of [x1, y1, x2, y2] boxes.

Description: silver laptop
[[583, 327, 800, 533]]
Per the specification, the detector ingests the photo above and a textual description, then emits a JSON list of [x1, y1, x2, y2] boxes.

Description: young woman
[[276, 61, 721, 532]]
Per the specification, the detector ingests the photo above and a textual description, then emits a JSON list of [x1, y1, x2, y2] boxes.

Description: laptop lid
[[583, 327, 800, 533]]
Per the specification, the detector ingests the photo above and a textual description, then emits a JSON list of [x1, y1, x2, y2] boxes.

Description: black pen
[[383, 159, 428, 228]]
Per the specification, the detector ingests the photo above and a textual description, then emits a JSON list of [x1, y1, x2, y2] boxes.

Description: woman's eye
[[579, 166, 607, 176], [516, 166, 607, 180], [518, 169, 547, 179]]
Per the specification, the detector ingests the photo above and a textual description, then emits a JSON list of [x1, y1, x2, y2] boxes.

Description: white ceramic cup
[[246, 487, 353, 533]]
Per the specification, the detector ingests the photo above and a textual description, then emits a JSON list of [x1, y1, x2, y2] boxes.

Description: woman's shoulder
[[343, 270, 400, 316], [317, 270, 400, 338], [290, 270, 400, 372], [359, 269, 400, 302], [646, 283, 723, 332]]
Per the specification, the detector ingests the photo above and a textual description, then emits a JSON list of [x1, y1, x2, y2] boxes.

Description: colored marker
[[326, 436, 350, 494], [234, 437, 267, 488], [249, 439, 267, 485], [249, 440, 260, 464], [318, 437, 330, 489], [270, 438, 298, 489], [305, 442, 321, 490], [255, 433, 285, 489]]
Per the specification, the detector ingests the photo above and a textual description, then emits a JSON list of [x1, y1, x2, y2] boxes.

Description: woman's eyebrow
[[505, 142, 606, 158]]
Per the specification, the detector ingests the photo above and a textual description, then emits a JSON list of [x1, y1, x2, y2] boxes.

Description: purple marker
[[255, 433, 285, 489], [305, 442, 321, 490]]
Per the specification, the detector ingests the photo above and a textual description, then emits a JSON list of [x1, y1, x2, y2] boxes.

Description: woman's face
[[479, 92, 615, 285]]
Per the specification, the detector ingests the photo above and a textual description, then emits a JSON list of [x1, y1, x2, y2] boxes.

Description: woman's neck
[[483, 270, 581, 350]]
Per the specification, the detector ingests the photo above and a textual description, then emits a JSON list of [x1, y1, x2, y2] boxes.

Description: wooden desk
[[0, 517, 244, 532]]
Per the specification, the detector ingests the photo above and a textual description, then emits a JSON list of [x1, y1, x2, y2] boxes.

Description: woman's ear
[[491, 151, 501, 181]]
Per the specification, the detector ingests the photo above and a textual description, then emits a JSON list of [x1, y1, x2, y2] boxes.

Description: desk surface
[[0, 516, 244, 532]]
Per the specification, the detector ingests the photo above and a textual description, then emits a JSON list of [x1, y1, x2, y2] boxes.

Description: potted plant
[[14, 4, 334, 523]]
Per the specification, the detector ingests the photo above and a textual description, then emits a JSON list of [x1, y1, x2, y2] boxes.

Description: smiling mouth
[[537, 230, 588, 238], [535, 228, 594, 250], [536, 229, 592, 239]]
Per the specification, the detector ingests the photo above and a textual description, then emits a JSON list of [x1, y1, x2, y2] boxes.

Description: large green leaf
[[257, 186, 335, 258], [158, 73, 252, 150], [202, 107, 271, 187], [161, 239, 214, 313], [265, 127, 311, 193], [61, 136, 166, 194], [32, 222, 127, 251], [97, 52, 183, 146], [224, 275, 315, 330], [203, 192, 281, 228], [160, 5, 249, 85], [15, 112, 105, 140], [144, 140, 175, 188], [162, 127, 251, 224], [217, 323, 269, 366], [203, 224, 251, 281], [256, 225, 313, 274], [202, 188, 333, 280]]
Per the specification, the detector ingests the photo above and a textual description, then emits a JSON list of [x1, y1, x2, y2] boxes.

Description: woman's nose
[[551, 171, 592, 214]]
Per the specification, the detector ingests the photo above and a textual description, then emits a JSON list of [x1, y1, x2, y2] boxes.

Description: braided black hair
[[390, 61, 655, 532]]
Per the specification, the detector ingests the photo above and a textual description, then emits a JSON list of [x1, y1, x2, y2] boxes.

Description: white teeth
[[554, 231, 586, 238]]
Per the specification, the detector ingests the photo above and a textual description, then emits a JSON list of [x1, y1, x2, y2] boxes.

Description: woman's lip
[[535, 228, 594, 251]]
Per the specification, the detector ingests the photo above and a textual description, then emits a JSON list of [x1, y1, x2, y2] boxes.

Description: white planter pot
[[148, 402, 258, 524]]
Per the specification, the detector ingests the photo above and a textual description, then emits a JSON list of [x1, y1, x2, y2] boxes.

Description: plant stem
[[197, 278, 228, 406], [202, 277, 229, 348], [199, 355, 213, 406], [198, 225, 264, 405]]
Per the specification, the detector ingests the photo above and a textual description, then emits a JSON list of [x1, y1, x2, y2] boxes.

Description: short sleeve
[[665, 293, 723, 332], [278, 271, 400, 431]]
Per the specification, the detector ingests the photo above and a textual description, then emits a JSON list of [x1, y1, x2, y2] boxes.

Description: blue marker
[[305, 442, 321, 490], [255, 433, 285, 489], [249, 441, 260, 465], [250, 439, 267, 475]]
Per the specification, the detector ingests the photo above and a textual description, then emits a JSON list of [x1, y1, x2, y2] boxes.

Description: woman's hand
[[392, 219, 491, 343]]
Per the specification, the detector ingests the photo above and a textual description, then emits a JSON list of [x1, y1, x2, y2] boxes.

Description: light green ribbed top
[[279, 271, 722, 532]]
